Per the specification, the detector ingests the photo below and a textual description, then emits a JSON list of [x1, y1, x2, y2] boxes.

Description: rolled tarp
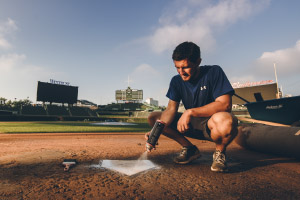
[[235, 123, 300, 159]]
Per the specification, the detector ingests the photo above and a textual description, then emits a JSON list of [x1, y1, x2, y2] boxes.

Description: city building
[[145, 98, 159, 107]]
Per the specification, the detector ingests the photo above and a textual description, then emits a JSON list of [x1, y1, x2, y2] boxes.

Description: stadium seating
[[0, 105, 20, 113], [21, 106, 47, 115], [103, 103, 151, 111], [69, 106, 91, 117], [47, 105, 70, 116]]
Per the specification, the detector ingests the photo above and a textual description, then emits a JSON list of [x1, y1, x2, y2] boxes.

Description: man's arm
[[144, 99, 179, 151], [188, 94, 232, 117], [177, 94, 232, 133], [160, 99, 180, 126]]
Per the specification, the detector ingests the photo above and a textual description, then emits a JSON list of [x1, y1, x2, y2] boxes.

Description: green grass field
[[0, 121, 151, 133]]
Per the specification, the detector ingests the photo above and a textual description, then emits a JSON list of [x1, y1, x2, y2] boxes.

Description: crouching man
[[147, 41, 238, 172]]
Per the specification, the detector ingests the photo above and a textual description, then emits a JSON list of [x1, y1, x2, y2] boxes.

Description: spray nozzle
[[145, 143, 154, 152]]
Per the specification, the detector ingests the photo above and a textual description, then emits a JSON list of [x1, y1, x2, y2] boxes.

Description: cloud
[[0, 18, 64, 101], [0, 53, 26, 71], [0, 36, 12, 49], [0, 18, 18, 49], [5, 18, 18, 31], [146, 0, 270, 53], [254, 40, 300, 77], [0, 53, 56, 101], [131, 63, 160, 78], [128, 63, 169, 105], [129, 63, 162, 87]]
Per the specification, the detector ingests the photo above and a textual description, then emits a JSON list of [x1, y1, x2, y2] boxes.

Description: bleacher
[[69, 106, 91, 117], [0, 105, 10, 110], [47, 105, 70, 116], [0, 95, 159, 120], [21, 106, 47, 115], [0, 105, 20, 114], [89, 109, 98, 117], [104, 103, 145, 111]]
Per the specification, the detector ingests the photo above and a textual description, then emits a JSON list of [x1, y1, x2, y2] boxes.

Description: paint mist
[[138, 151, 148, 160]]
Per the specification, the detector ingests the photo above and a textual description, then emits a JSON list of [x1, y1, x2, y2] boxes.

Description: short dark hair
[[172, 41, 201, 63]]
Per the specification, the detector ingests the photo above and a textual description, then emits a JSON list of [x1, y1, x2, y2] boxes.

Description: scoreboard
[[115, 87, 143, 101], [36, 81, 78, 104]]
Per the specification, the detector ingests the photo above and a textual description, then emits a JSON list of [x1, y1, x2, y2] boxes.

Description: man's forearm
[[158, 100, 179, 126], [160, 107, 178, 126], [187, 97, 232, 118]]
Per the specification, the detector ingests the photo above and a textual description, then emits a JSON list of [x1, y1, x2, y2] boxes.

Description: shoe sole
[[174, 153, 202, 165], [210, 166, 228, 172]]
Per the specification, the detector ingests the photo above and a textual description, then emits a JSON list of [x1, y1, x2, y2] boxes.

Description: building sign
[[231, 80, 274, 89], [50, 79, 70, 86]]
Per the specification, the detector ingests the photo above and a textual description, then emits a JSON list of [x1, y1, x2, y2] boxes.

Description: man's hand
[[144, 131, 150, 140], [144, 132, 157, 152], [177, 110, 192, 133]]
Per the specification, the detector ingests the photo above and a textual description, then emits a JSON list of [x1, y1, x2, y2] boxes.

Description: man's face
[[174, 59, 200, 82]]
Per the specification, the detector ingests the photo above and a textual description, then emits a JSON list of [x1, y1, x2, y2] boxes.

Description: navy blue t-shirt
[[166, 65, 234, 109]]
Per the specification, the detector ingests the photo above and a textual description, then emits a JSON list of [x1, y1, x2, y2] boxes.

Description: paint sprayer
[[146, 120, 166, 151]]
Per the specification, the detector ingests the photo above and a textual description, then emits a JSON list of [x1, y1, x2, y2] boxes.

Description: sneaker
[[174, 145, 201, 164], [211, 150, 228, 172]]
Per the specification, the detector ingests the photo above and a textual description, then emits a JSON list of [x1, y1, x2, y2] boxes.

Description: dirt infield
[[1, 132, 300, 199]]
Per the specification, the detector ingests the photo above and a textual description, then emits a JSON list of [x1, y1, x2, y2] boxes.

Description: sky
[[0, 0, 300, 106]]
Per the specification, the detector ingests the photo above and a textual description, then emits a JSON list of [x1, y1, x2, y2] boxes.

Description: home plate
[[98, 160, 158, 176]]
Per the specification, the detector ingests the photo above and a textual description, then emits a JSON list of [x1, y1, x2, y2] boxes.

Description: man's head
[[172, 42, 202, 82]]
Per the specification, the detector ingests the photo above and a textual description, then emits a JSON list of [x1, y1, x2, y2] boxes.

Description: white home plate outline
[[96, 160, 158, 176]]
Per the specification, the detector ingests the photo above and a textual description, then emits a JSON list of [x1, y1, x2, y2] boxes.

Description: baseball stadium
[[1, 79, 300, 200]]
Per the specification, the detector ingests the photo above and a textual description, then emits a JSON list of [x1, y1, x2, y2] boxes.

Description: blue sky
[[0, 0, 300, 106]]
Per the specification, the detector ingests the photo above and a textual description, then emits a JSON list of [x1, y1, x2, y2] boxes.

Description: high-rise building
[[145, 98, 159, 107]]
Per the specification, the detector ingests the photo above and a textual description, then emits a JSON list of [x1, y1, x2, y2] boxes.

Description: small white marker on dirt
[[62, 159, 77, 172]]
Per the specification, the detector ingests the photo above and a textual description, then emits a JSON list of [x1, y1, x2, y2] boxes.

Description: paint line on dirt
[[91, 159, 159, 176]]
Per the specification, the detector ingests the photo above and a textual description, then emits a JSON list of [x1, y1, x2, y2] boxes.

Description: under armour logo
[[201, 86, 207, 91]]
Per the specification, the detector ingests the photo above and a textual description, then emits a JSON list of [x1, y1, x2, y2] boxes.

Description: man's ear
[[196, 58, 202, 66]]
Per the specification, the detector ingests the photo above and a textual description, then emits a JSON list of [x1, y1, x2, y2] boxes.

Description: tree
[[0, 97, 7, 105], [11, 99, 33, 108], [6, 100, 12, 107]]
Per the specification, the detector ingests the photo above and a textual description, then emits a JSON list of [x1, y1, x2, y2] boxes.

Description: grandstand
[[232, 82, 278, 104], [0, 79, 161, 121], [101, 102, 160, 111], [1, 78, 100, 120], [47, 105, 70, 116], [0, 104, 19, 114], [0, 103, 100, 120], [21, 105, 47, 115], [69, 106, 92, 117], [77, 99, 97, 108]]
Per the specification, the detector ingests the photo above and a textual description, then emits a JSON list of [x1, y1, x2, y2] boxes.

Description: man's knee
[[208, 112, 238, 137]]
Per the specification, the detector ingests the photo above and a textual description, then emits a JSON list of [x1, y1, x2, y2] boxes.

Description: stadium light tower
[[273, 63, 280, 98], [126, 76, 133, 87]]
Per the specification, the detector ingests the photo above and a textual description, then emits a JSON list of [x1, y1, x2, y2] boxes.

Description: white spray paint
[[90, 151, 158, 176], [138, 151, 148, 160]]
